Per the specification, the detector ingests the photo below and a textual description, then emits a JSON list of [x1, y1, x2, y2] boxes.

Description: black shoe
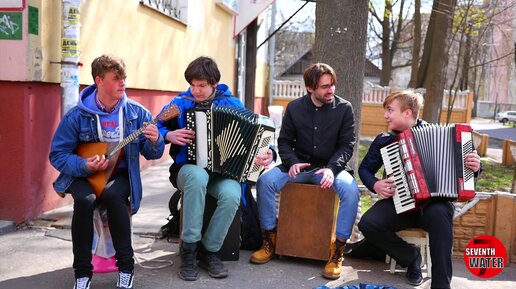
[[198, 250, 228, 278], [178, 242, 200, 281], [405, 247, 423, 286]]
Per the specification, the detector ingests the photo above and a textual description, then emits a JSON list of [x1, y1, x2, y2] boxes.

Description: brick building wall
[[453, 192, 516, 263]]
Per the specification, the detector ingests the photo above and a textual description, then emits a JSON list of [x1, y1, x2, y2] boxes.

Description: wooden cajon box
[[275, 183, 338, 260]]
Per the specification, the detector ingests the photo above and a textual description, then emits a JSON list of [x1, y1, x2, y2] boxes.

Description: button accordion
[[186, 104, 276, 183], [380, 124, 476, 214]]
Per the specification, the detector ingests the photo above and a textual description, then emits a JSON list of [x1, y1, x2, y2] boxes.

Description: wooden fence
[[271, 80, 474, 137]]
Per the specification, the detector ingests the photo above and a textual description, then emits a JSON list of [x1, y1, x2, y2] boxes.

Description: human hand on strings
[[143, 123, 159, 143], [374, 178, 396, 199], [288, 163, 311, 178], [465, 150, 481, 172], [255, 149, 274, 168], [166, 128, 195, 146], [315, 168, 334, 189], [85, 155, 109, 173]]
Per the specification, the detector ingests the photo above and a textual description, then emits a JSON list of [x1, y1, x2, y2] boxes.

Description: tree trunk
[[314, 0, 368, 171], [379, 0, 392, 86], [244, 19, 257, 112], [408, 0, 421, 88], [417, 0, 457, 123]]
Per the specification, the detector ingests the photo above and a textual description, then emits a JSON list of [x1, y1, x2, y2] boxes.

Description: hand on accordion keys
[[255, 149, 274, 169], [166, 128, 195, 146], [373, 178, 397, 199], [464, 150, 481, 173]]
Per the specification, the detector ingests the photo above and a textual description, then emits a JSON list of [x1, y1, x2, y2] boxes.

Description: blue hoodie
[[49, 84, 165, 214], [156, 84, 244, 186]]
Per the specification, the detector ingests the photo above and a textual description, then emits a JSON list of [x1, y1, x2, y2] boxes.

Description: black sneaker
[[73, 276, 91, 289], [179, 242, 200, 281], [198, 251, 228, 278], [405, 247, 423, 286], [117, 271, 134, 289]]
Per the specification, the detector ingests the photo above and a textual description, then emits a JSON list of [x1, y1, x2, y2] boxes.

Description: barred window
[[139, 0, 189, 24]]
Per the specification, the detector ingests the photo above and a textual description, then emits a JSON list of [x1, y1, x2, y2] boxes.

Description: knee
[[179, 165, 209, 188], [256, 170, 276, 189], [102, 189, 126, 205], [218, 185, 241, 207], [425, 202, 453, 222], [73, 193, 96, 211], [357, 212, 376, 235]]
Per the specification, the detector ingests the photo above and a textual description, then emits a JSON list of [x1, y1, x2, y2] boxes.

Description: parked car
[[495, 111, 516, 124]]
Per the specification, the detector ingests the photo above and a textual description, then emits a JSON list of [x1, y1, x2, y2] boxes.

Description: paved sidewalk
[[1, 160, 515, 289]]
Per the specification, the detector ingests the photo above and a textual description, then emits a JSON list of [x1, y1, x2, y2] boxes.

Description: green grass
[[475, 160, 513, 192]]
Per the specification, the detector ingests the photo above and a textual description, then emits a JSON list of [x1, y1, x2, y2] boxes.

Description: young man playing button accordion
[[358, 90, 481, 289], [157, 56, 274, 281]]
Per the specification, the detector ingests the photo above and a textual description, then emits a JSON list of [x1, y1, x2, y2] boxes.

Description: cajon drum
[[275, 183, 338, 260]]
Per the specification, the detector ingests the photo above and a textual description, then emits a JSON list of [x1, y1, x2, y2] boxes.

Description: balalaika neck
[[107, 117, 159, 158]]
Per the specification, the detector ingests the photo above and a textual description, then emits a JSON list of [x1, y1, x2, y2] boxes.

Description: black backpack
[[159, 185, 263, 250], [159, 190, 181, 242], [239, 184, 263, 251]]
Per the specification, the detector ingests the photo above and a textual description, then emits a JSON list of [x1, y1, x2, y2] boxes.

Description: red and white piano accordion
[[380, 123, 476, 214]]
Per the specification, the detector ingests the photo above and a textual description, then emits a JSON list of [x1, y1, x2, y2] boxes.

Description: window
[[140, 0, 188, 24]]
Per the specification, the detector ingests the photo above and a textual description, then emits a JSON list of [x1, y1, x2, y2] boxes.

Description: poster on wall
[[0, 12, 22, 40], [28, 6, 38, 35], [0, 0, 25, 11]]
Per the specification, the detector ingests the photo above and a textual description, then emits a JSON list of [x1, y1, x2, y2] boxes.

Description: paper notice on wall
[[60, 66, 80, 88], [66, 6, 80, 25], [62, 38, 80, 58]]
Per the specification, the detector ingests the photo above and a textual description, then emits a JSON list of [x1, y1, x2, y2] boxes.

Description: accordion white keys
[[186, 104, 276, 184], [380, 123, 476, 214]]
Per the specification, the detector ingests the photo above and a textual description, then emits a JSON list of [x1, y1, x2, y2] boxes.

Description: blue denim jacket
[[49, 99, 165, 214]]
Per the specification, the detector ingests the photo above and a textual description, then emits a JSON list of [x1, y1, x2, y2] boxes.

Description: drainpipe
[[268, 2, 276, 108], [60, 0, 83, 116]]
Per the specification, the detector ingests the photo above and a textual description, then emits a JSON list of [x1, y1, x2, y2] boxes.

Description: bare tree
[[417, 0, 457, 123], [314, 0, 368, 171], [408, 0, 421, 88], [369, 0, 412, 86]]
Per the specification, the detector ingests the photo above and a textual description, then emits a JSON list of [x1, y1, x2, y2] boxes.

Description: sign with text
[[0, 12, 22, 40]]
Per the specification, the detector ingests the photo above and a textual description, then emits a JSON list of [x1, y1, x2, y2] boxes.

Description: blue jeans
[[256, 167, 360, 240], [177, 164, 241, 252]]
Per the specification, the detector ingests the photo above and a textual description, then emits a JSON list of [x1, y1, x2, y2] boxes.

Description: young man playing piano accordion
[[250, 63, 360, 280], [49, 55, 165, 289], [358, 91, 481, 289], [157, 56, 274, 281]]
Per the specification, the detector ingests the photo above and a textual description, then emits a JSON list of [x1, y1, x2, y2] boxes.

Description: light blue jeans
[[177, 164, 241, 252], [256, 166, 360, 240]]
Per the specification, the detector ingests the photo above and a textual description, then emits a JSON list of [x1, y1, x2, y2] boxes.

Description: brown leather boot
[[322, 239, 346, 279], [250, 229, 277, 264]]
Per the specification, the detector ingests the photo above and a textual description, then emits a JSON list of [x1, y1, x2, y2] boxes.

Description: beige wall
[[36, 0, 237, 91]]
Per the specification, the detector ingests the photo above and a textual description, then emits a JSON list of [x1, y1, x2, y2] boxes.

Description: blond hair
[[383, 90, 424, 119]]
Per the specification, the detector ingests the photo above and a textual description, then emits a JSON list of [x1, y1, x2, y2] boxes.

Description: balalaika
[[380, 123, 476, 214], [186, 104, 275, 184]]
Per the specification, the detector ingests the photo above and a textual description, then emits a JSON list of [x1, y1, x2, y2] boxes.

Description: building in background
[[0, 0, 274, 223]]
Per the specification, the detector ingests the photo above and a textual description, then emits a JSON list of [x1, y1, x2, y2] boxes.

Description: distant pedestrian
[[49, 54, 165, 289]]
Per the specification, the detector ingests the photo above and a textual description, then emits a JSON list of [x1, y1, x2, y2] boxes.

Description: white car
[[495, 111, 516, 124]]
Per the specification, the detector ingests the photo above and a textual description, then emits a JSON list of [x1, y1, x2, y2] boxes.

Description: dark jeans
[[69, 172, 134, 278], [358, 199, 454, 289]]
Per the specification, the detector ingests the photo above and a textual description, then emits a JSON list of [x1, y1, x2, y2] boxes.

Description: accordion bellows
[[186, 104, 276, 183], [381, 123, 476, 214]]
